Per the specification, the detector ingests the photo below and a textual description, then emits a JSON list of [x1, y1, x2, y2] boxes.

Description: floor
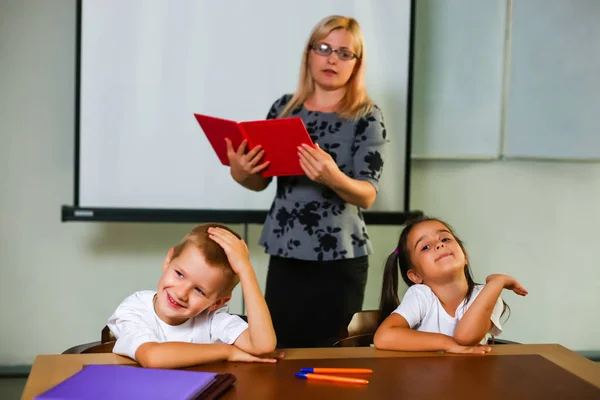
[[0, 378, 27, 400]]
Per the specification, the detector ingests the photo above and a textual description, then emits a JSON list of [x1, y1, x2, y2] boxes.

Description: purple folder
[[34, 364, 235, 400]]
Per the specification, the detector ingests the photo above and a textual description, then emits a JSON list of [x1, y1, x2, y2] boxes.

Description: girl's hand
[[208, 227, 253, 276], [226, 138, 270, 183], [227, 346, 278, 363], [298, 143, 341, 186], [446, 342, 492, 355], [486, 274, 529, 296]]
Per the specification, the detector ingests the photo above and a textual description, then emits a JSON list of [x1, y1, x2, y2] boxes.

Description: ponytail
[[378, 250, 400, 325]]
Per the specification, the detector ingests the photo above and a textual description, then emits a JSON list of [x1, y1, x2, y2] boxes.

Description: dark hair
[[378, 215, 509, 326]]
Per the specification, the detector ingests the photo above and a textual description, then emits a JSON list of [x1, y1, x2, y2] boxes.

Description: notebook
[[194, 113, 314, 177], [34, 364, 236, 400]]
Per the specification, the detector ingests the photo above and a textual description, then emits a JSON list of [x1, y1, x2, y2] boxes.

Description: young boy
[[107, 223, 278, 369]]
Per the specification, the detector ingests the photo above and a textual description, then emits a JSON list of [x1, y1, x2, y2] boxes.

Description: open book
[[34, 364, 236, 400], [194, 113, 314, 177]]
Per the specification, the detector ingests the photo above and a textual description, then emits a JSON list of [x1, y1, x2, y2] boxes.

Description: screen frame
[[63, 0, 420, 225]]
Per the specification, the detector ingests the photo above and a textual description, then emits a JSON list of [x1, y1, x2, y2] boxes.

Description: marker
[[300, 368, 373, 374], [295, 373, 369, 385]]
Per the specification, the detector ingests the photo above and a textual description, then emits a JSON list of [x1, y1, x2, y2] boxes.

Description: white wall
[[0, 0, 598, 365], [410, 160, 600, 349]]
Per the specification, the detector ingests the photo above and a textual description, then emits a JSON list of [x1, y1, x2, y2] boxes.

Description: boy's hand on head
[[208, 227, 253, 276], [486, 274, 528, 297], [227, 346, 278, 363]]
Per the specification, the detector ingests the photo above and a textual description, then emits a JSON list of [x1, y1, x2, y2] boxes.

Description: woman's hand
[[226, 138, 270, 183], [486, 274, 529, 296], [297, 143, 341, 186]]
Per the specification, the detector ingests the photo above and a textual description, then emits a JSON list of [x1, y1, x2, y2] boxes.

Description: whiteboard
[[77, 0, 413, 214], [411, 0, 600, 161], [410, 0, 506, 159], [503, 0, 600, 160]]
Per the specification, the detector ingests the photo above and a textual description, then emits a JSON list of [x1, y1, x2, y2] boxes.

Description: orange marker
[[295, 372, 369, 384], [300, 368, 373, 374]]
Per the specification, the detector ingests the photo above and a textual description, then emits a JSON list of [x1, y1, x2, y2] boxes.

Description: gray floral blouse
[[258, 94, 388, 261]]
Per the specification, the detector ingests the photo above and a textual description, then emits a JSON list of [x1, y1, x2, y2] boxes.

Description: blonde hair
[[279, 15, 373, 120], [171, 223, 241, 295]]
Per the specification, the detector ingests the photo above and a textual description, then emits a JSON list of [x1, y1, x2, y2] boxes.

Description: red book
[[194, 113, 314, 177]]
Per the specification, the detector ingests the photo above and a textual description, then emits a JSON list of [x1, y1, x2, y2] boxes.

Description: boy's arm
[[373, 313, 491, 354], [454, 274, 528, 346], [135, 341, 276, 369], [110, 315, 251, 368], [232, 267, 277, 355], [136, 342, 232, 369], [112, 312, 277, 369], [208, 227, 277, 355], [110, 315, 270, 368]]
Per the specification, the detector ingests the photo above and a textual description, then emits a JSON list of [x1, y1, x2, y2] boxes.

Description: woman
[[225, 15, 388, 348]]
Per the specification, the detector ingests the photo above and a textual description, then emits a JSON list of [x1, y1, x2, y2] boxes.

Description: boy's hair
[[378, 215, 509, 326], [171, 223, 241, 296]]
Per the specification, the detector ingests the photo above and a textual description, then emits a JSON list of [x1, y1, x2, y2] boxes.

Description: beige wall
[[0, 0, 598, 365], [410, 160, 600, 349]]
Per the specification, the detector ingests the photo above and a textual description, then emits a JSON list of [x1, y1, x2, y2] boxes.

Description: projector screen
[[64, 0, 416, 224]]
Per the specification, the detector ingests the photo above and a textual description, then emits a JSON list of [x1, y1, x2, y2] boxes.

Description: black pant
[[264, 255, 369, 348]]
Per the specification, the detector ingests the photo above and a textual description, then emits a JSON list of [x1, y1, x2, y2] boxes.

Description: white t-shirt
[[106, 290, 248, 360], [393, 284, 504, 344]]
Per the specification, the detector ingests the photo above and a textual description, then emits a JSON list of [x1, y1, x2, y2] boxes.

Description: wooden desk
[[22, 344, 600, 399]]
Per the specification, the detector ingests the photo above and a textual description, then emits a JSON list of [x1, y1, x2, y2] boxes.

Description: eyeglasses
[[310, 43, 358, 61]]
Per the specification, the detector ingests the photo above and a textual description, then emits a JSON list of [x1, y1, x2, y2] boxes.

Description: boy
[[107, 223, 278, 368]]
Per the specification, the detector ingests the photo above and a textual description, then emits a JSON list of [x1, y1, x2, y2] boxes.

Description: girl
[[374, 216, 528, 354], [225, 15, 388, 348]]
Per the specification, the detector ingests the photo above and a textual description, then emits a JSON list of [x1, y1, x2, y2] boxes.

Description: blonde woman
[[226, 15, 388, 348]]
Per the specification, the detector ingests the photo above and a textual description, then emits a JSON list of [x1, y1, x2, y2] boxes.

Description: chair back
[[62, 325, 116, 354], [347, 310, 380, 337], [333, 310, 380, 347], [101, 325, 116, 343]]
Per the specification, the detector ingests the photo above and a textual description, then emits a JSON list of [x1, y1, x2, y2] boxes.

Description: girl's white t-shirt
[[392, 284, 504, 344]]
